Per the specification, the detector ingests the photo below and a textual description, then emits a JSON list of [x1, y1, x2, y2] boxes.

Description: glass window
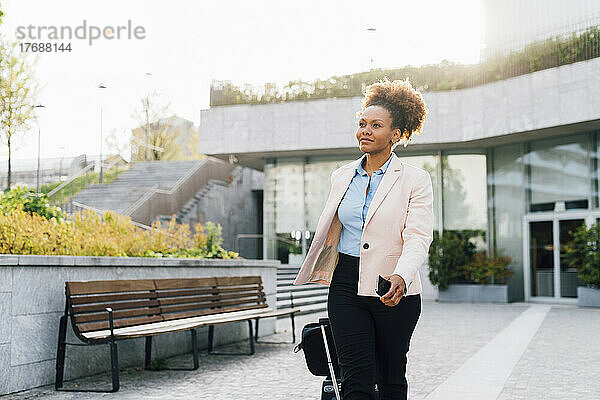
[[397, 154, 440, 232], [265, 157, 356, 262], [559, 219, 586, 298], [529, 221, 554, 297], [264, 159, 304, 262], [593, 132, 599, 208], [491, 144, 524, 283], [442, 154, 488, 251], [526, 134, 589, 212], [304, 159, 354, 234]]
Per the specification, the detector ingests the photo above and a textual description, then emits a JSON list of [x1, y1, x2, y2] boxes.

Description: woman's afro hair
[[358, 77, 428, 147]]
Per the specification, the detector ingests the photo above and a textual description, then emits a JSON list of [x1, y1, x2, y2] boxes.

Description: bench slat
[[158, 291, 263, 306], [152, 276, 262, 290], [71, 299, 160, 314], [82, 307, 276, 340], [67, 280, 156, 295], [156, 285, 262, 299], [215, 276, 262, 286], [78, 315, 164, 333], [152, 277, 217, 290], [159, 296, 266, 315], [161, 303, 268, 322], [70, 291, 158, 305], [73, 306, 161, 324]]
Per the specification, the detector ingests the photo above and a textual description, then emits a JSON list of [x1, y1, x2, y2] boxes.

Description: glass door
[[529, 221, 554, 297], [526, 216, 588, 301], [559, 219, 585, 298]]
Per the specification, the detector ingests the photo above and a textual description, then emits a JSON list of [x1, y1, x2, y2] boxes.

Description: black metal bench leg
[[55, 314, 68, 390], [145, 329, 199, 371], [291, 313, 296, 343], [207, 323, 254, 356], [208, 325, 214, 353], [109, 337, 120, 392], [248, 320, 255, 355], [191, 329, 199, 370], [145, 336, 152, 370], [55, 308, 121, 393], [254, 313, 299, 344], [254, 318, 260, 342]]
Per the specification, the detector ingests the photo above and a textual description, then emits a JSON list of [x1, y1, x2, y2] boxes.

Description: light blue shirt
[[336, 153, 393, 257]]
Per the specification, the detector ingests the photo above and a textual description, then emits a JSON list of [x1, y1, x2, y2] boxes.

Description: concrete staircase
[[70, 160, 204, 215], [276, 265, 328, 318], [161, 166, 244, 225]]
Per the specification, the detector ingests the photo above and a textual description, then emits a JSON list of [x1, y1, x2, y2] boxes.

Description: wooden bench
[[55, 276, 301, 392]]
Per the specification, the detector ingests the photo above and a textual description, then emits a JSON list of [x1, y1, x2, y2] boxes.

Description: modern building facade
[[199, 54, 600, 302]]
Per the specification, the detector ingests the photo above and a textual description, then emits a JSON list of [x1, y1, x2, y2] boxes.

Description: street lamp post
[[145, 99, 149, 161], [144, 72, 152, 162], [98, 83, 107, 183], [34, 104, 45, 194], [366, 27, 376, 70]]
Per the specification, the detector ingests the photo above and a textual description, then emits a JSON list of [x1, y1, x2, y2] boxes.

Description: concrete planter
[[578, 286, 600, 308], [0, 254, 280, 395], [438, 283, 509, 303]]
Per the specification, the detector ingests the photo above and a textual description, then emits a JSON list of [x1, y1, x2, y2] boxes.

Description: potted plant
[[564, 222, 600, 307], [428, 231, 514, 303]]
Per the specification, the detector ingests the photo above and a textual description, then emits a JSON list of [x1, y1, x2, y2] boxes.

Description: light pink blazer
[[293, 152, 434, 297]]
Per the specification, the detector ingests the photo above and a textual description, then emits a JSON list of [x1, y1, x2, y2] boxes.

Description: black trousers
[[327, 252, 421, 400]]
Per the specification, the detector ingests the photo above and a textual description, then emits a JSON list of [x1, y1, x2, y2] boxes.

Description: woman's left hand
[[380, 274, 406, 307]]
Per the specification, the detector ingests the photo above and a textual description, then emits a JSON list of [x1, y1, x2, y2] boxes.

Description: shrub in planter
[[428, 231, 476, 290], [461, 252, 513, 285], [429, 230, 513, 291], [564, 222, 600, 288]]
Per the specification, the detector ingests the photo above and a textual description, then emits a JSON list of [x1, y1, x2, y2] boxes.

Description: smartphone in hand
[[376, 275, 392, 297]]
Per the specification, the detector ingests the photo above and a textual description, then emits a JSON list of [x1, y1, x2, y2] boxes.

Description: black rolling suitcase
[[294, 317, 379, 400]]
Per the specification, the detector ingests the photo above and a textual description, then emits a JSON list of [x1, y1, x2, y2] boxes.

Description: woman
[[293, 77, 433, 400]]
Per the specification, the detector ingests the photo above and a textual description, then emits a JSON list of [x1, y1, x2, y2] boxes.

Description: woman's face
[[355, 105, 401, 154]]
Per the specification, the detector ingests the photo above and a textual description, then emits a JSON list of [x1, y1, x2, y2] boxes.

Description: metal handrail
[[122, 184, 159, 216], [72, 200, 157, 232], [168, 160, 206, 195], [47, 163, 95, 198], [47, 155, 127, 198], [123, 160, 206, 217]]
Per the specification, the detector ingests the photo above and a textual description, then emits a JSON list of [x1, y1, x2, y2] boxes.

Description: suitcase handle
[[320, 323, 341, 400]]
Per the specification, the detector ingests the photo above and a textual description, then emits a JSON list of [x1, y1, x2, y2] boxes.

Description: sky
[[0, 0, 483, 164]]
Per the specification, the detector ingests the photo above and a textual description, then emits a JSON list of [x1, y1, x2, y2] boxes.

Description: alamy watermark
[[16, 19, 146, 49]]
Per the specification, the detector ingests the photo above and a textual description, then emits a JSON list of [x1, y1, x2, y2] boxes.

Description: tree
[[105, 127, 131, 161], [130, 92, 199, 161], [130, 90, 171, 161], [0, 37, 39, 191]]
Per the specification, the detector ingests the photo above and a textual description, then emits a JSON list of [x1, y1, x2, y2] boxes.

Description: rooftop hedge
[[210, 26, 600, 106]]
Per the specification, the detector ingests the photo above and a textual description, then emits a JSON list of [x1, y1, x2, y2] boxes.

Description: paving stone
[[498, 305, 600, 400]]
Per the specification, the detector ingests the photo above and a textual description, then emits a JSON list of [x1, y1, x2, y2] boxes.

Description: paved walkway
[[4, 301, 600, 399]]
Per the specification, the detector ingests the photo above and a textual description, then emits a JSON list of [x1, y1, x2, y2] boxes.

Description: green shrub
[[428, 230, 512, 289], [563, 222, 600, 288], [462, 251, 513, 285], [0, 204, 238, 259], [428, 231, 476, 290], [0, 186, 64, 221]]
